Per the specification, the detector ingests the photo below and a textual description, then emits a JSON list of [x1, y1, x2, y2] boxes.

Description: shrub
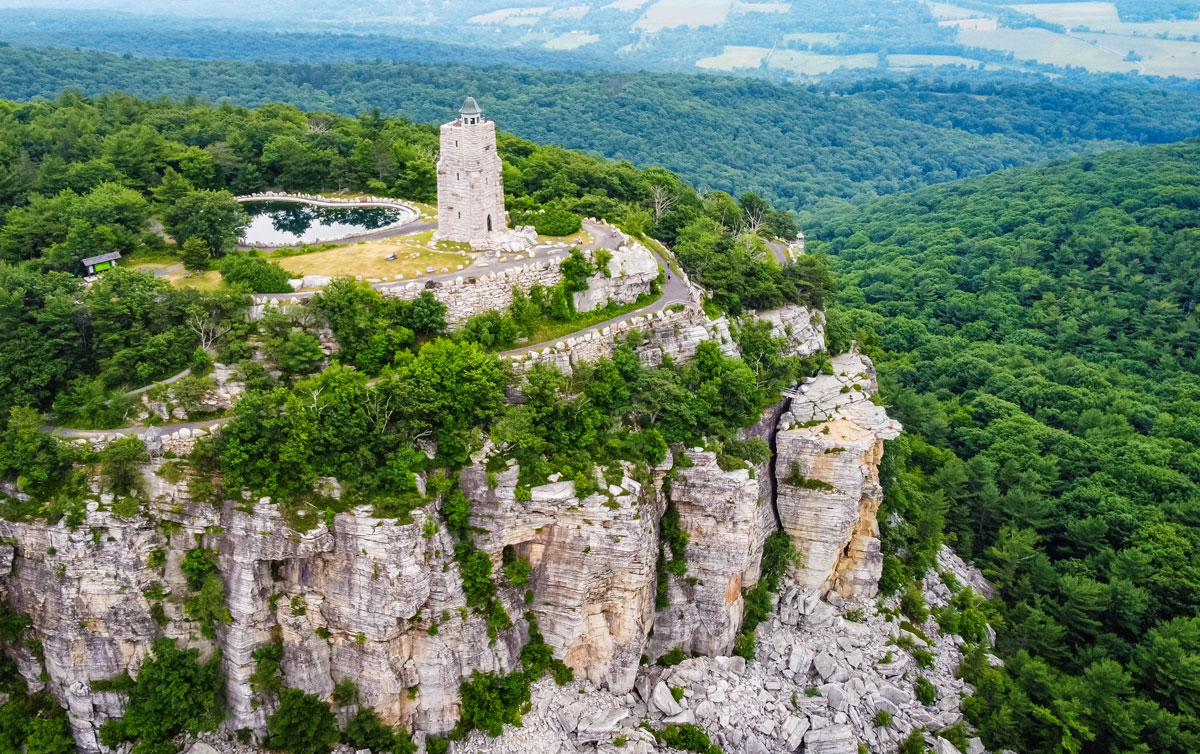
[[732, 630, 756, 660], [653, 723, 722, 754], [503, 557, 532, 586], [900, 582, 929, 623], [332, 678, 360, 707], [899, 729, 929, 754], [783, 464, 834, 491], [915, 676, 938, 705], [184, 572, 232, 639], [341, 708, 416, 754], [455, 670, 532, 738], [659, 647, 685, 666], [218, 252, 293, 294], [266, 688, 340, 754], [249, 640, 284, 698], [179, 547, 219, 591], [873, 709, 893, 727], [522, 207, 581, 237]]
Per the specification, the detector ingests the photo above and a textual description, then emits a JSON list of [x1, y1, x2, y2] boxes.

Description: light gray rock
[[803, 724, 857, 754], [652, 682, 683, 717], [814, 652, 837, 680], [781, 714, 810, 748], [934, 739, 964, 754]]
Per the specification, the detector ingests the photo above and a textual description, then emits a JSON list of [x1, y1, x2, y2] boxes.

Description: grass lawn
[[271, 232, 471, 281], [175, 270, 229, 291]]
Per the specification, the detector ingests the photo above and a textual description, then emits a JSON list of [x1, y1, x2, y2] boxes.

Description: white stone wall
[[435, 119, 509, 247]]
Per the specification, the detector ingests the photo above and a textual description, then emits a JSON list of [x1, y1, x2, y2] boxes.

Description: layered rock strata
[[461, 463, 660, 693], [775, 351, 902, 617]]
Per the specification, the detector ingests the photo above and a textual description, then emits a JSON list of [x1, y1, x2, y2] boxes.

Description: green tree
[[265, 688, 340, 754], [97, 638, 223, 754], [162, 190, 249, 257], [181, 237, 211, 273], [99, 436, 147, 495]]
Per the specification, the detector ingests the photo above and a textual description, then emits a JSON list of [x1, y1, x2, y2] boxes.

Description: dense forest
[[812, 140, 1200, 753], [3, 46, 1200, 214]]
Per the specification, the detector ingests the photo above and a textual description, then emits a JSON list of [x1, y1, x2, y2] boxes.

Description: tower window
[[458, 212, 461, 219], [487, 215, 492, 232]]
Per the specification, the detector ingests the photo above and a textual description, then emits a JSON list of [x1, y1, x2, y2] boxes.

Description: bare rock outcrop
[[461, 463, 659, 693], [775, 351, 901, 617], [648, 446, 776, 659]]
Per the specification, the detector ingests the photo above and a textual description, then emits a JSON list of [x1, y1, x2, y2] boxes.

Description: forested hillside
[[812, 140, 1200, 753], [3, 46, 1200, 213]]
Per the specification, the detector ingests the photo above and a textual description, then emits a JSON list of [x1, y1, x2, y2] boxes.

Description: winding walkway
[[43, 221, 702, 440]]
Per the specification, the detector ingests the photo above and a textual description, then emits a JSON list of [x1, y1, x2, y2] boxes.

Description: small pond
[[239, 201, 406, 246]]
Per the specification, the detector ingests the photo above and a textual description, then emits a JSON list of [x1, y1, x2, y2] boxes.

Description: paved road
[[44, 417, 230, 440], [766, 240, 789, 266]]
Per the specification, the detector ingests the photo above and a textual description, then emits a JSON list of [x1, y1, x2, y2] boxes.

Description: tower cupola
[[459, 96, 483, 125]]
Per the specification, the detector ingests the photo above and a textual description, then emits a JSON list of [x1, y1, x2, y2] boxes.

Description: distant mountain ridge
[[3, 45, 1200, 213]]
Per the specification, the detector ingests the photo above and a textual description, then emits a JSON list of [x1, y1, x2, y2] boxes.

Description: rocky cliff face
[[0, 312, 977, 754], [775, 351, 902, 618]]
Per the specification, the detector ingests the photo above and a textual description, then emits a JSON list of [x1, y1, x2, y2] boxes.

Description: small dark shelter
[[81, 252, 121, 275]]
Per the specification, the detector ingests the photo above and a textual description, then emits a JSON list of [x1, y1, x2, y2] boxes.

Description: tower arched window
[[487, 215, 492, 232]]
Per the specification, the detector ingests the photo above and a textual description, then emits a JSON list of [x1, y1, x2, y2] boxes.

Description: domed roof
[[459, 96, 482, 117]]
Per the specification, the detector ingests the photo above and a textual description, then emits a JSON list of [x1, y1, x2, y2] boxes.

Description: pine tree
[[181, 237, 210, 273]]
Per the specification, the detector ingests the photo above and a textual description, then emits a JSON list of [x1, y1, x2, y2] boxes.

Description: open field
[[549, 4, 590, 18], [1009, 2, 1200, 37], [957, 27, 1141, 72], [1076, 32, 1200, 76], [697, 45, 769, 69], [545, 32, 600, 49], [635, 0, 733, 31], [770, 50, 878, 74], [271, 232, 469, 281], [468, 6, 550, 24], [604, 0, 652, 10], [732, 2, 789, 16], [927, 1, 996, 20], [889, 53, 984, 68]]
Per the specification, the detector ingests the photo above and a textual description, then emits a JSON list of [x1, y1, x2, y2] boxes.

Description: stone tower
[[434, 96, 510, 248]]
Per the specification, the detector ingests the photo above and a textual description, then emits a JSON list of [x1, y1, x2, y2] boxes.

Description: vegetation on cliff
[[814, 139, 1200, 753]]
